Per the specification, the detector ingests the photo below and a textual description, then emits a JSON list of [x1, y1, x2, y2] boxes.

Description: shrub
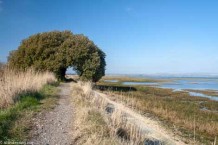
[[8, 31, 106, 82]]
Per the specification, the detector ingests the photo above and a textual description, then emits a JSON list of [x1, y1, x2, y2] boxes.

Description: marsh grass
[[96, 81, 218, 144], [100, 76, 167, 83], [0, 68, 56, 108]]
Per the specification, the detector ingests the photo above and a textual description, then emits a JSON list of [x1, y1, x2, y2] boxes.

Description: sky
[[0, 0, 218, 75]]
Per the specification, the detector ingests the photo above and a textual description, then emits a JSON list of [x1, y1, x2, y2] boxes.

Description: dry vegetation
[[71, 82, 145, 145], [0, 68, 56, 108], [101, 76, 167, 83], [0, 67, 58, 141], [96, 78, 218, 145], [71, 82, 119, 145], [71, 82, 183, 145]]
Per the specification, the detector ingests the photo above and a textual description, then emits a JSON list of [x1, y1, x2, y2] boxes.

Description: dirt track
[[30, 83, 73, 145], [29, 82, 186, 145]]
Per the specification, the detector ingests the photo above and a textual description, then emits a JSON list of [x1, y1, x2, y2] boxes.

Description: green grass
[[0, 84, 59, 142]]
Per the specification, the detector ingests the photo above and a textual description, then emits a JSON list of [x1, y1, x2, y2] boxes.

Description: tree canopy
[[8, 31, 106, 82]]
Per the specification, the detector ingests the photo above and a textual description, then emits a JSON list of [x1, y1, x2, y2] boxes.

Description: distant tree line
[[8, 31, 106, 82]]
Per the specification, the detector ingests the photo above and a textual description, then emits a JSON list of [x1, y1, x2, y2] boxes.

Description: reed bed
[[0, 68, 56, 108]]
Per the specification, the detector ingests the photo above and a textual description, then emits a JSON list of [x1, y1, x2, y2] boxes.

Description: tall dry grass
[[71, 82, 156, 145], [0, 68, 56, 108], [102, 89, 218, 144], [71, 82, 119, 145]]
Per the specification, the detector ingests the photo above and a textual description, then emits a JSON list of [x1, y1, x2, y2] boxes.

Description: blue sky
[[0, 0, 218, 74]]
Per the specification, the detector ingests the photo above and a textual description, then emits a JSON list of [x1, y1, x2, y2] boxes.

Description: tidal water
[[122, 77, 218, 101], [122, 77, 218, 90], [160, 79, 218, 90], [189, 92, 218, 101]]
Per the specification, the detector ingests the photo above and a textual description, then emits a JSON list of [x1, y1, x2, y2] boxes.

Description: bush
[[8, 31, 106, 82]]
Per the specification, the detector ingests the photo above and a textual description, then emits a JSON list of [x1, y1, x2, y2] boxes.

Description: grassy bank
[[71, 82, 150, 144], [71, 82, 119, 145], [0, 84, 59, 142], [0, 68, 58, 142], [96, 77, 218, 145]]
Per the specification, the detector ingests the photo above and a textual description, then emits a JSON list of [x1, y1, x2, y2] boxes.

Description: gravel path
[[30, 83, 73, 145]]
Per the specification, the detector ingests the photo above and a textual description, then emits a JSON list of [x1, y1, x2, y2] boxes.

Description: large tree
[[8, 31, 106, 82]]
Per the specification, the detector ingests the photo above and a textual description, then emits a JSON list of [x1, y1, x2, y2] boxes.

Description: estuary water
[[122, 77, 218, 101], [123, 77, 218, 90], [160, 79, 218, 90]]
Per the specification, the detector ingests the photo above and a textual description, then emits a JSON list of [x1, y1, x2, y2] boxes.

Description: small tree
[[8, 31, 106, 82]]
